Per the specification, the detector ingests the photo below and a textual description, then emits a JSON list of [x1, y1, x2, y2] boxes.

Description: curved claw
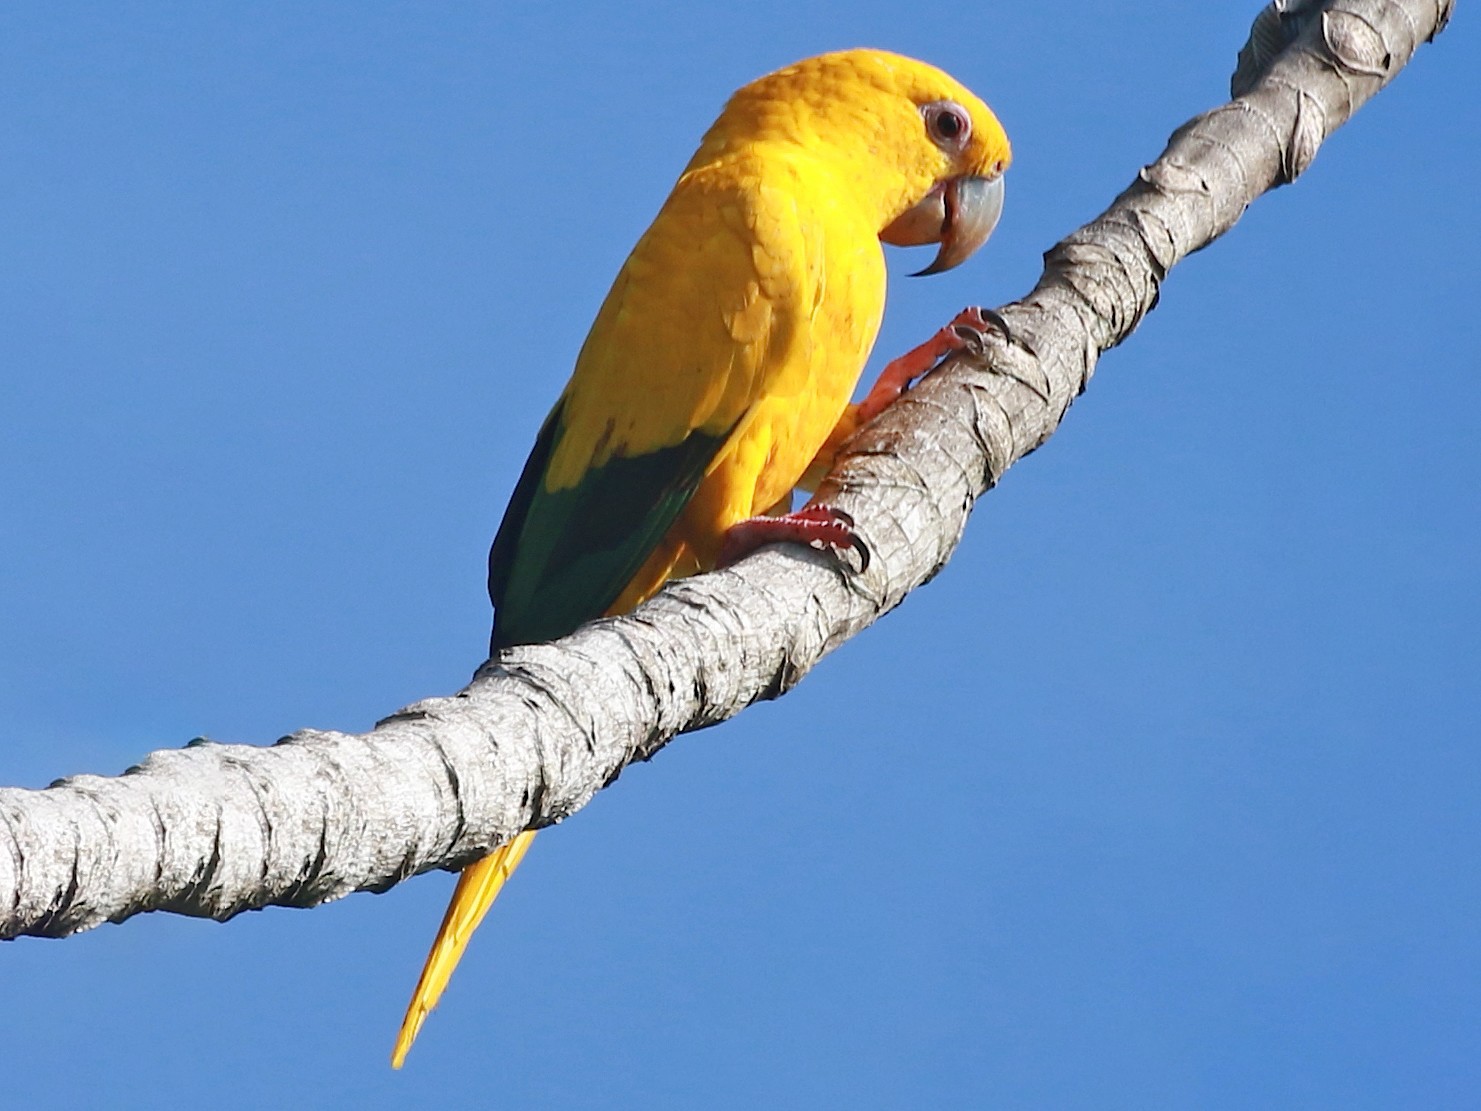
[[954, 306, 1012, 346], [950, 306, 1048, 403], [718, 504, 869, 573], [794, 505, 868, 571]]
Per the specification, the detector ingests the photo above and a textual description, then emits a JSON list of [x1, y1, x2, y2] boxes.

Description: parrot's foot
[[717, 504, 870, 571], [855, 306, 1011, 426]]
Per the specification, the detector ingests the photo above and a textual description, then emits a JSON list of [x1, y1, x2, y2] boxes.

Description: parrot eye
[[922, 100, 972, 151]]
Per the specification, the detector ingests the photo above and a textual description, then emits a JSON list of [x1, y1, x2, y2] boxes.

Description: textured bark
[[0, 0, 1453, 940]]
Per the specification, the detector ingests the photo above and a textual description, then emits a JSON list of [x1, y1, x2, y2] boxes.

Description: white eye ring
[[921, 100, 972, 151]]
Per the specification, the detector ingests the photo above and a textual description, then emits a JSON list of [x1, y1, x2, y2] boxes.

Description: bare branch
[[0, 0, 1452, 940]]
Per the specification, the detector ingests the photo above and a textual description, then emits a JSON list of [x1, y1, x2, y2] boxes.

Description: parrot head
[[697, 49, 1011, 277]]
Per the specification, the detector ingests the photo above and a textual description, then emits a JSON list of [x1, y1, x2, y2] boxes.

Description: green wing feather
[[488, 400, 728, 651]]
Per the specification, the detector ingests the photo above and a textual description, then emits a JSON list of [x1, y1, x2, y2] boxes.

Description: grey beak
[[879, 173, 1005, 277]]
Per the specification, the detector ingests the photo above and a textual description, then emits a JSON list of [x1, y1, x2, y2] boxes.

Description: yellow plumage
[[392, 47, 1010, 1068]]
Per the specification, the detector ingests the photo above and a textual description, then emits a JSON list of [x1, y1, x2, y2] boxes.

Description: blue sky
[[3, 3, 1477, 1108]]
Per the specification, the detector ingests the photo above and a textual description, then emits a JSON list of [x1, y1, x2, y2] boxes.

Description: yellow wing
[[487, 154, 830, 647]]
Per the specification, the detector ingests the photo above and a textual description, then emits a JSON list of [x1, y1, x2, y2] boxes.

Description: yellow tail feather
[[390, 830, 537, 1069]]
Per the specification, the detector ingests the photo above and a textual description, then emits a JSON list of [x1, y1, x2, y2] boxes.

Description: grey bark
[[0, 0, 1454, 940]]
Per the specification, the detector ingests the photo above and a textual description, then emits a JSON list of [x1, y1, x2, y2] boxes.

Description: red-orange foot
[[854, 306, 1011, 426], [717, 504, 870, 571]]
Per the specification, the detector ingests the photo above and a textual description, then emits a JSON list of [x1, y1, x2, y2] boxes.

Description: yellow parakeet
[[392, 47, 1010, 1067]]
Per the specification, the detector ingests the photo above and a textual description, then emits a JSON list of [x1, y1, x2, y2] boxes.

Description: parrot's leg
[[853, 305, 1009, 427], [719, 309, 1008, 573], [797, 306, 1009, 491], [717, 503, 870, 571]]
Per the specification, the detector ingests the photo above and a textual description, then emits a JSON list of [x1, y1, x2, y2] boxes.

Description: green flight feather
[[488, 399, 729, 651]]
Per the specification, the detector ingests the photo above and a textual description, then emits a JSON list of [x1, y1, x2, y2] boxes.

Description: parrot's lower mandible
[[392, 47, 1011, 1067]]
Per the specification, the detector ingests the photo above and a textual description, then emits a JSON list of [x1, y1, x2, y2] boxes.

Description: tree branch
[[0, 0, 1453, 940]]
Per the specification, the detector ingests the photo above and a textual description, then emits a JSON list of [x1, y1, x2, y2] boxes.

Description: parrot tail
[[390, 830, 538, 1069]]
